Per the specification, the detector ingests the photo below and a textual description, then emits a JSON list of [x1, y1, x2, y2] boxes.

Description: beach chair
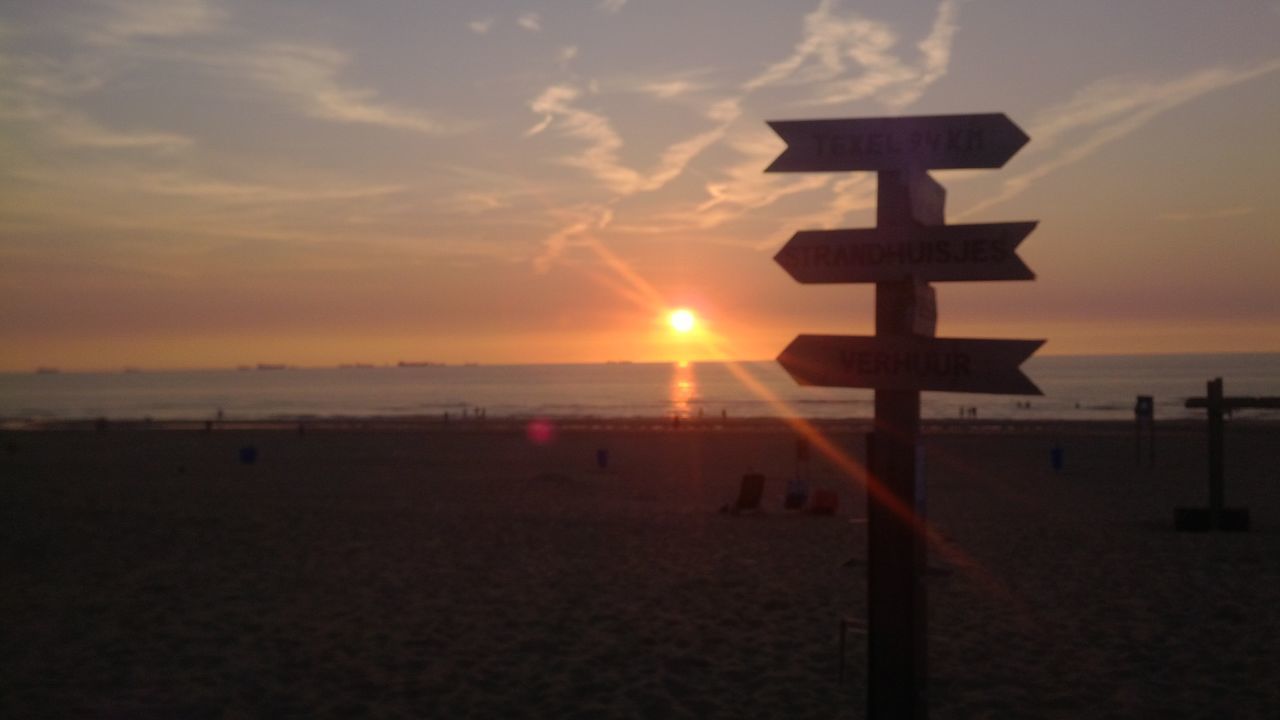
[[732, 472, 765, 512]]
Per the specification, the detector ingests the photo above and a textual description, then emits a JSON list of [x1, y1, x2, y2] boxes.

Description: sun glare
[[669, 309, 697, 334]]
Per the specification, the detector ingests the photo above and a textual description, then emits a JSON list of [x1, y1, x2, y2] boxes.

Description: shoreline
[[4, 414, 1273, 435]]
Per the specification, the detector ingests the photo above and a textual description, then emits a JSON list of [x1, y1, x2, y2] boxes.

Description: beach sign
[[777, 335, 1044, 395], [775, 221, 1037, 284], [765, 111, 1038, 720], [765, 113, 1029, 172]]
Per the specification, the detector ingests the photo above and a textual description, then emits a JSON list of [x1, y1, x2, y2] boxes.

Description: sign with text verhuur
[[777, 335, 1044, 395]]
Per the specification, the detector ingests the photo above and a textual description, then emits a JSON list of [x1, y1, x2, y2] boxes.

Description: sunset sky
[[2, 0, 1277, 370]]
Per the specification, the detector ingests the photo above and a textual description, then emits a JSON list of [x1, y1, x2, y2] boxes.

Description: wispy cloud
[[742, 0, 958, 109], [2, 54, 108, 97], [606, 128, 832, 240], [243, 44, 468, 135], [525, 0, 963, 267], [557, 46, 579, 70], [527, 84, 638, 194], [959, 59, 1280, 218], [694, 130, 831, 225], [636, 79, 708, 100], [430, 164, 555, 219], [9, 162, 405, 209], [89, 0, 223, 45], [468, 17, 495, 35], [527, 83, 736, 198], [8, 7, 467, 140], [626, 0, 959, 241], [597, 0, 627, 14], [134, 172, 405, 204], [534, 204, 613, 273], [518, 12, 543, 33], [0, 52, 191, 151], [439, 191, 510, 215], [49, 112, 193, 150], [771, 175, 877, 248], [1, 160, 416, 259]]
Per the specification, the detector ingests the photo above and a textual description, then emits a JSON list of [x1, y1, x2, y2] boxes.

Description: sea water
[[1, 354, 1277, 423]]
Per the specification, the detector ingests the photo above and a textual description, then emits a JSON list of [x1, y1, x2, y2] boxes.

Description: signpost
[[778, 335, 1043, 395], [1177, 379, 1276, 532], [766, 113, 1029, 172], [1134, 395, 1154, 467], [766, 112, 1040, 720], [775, 222, 1037, 284]]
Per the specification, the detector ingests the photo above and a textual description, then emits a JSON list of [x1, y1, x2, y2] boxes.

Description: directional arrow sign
[[777, 335, 1044, 395], [775, 221, 1037, 284], [766, 113, 1029, 172]]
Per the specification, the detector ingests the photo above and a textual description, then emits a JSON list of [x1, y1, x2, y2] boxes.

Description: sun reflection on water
[[670, 360, 697, 418]]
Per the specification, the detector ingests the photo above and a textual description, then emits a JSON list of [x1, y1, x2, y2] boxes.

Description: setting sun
[[668, 309, 697, 334]]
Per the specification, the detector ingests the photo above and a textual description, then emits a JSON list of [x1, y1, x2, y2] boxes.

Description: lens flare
[[526, 418, 555, 445]]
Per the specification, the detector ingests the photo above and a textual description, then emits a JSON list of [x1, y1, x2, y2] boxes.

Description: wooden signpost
[[778, 335, 1043, 395], [1177, 378, 1276, 532], [774, 221, 1037, 284], [766, 113, 1029, 172], [767, 112, 1040, 720]]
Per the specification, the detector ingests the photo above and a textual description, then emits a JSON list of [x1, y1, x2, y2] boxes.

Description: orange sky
[[2, 1, 1278, 370]]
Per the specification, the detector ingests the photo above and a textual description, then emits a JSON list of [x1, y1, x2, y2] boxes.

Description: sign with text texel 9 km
[[777, 335, 1044, 395], [775, 221, 1037, 284], [765, 113, 1029, 172]]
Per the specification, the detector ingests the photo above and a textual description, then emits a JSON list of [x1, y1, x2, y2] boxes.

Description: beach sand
[[2, 419, 1278, 718]]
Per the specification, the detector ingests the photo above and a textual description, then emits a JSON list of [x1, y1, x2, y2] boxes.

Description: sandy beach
[[2, 419, 1278, 718]]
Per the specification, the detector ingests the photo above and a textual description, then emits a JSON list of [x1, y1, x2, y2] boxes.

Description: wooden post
[[1177, 382, 1273, 532], [1134, 395, 1154, 467], [867, 169, 936, 720], [1207, 378, 1224, 529]]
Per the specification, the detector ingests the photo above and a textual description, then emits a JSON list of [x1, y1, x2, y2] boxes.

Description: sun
[[668, 308, 697, 334]]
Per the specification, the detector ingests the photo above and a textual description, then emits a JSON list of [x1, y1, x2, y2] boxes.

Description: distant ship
[[397, 361, 444, 368]]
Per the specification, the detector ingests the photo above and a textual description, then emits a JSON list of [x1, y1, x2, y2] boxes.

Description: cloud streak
[[518, 13, 542, 33], [243, 44, 468, 136], [90, 0, 222, 45], [527, 83, 734, 198], [527, 84, 637, 194], [742, 0, 958, 109], [0, 52, 192, 151], [533, 205, 614, 273], [526, 0, 963, 266], [958, 59, 1280, 219]]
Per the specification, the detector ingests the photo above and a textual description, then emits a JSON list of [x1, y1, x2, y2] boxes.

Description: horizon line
[[6, 349, 1279, 375]]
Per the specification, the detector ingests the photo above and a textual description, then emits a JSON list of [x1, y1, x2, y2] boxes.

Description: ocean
[[2, 354, 1277, 423]]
